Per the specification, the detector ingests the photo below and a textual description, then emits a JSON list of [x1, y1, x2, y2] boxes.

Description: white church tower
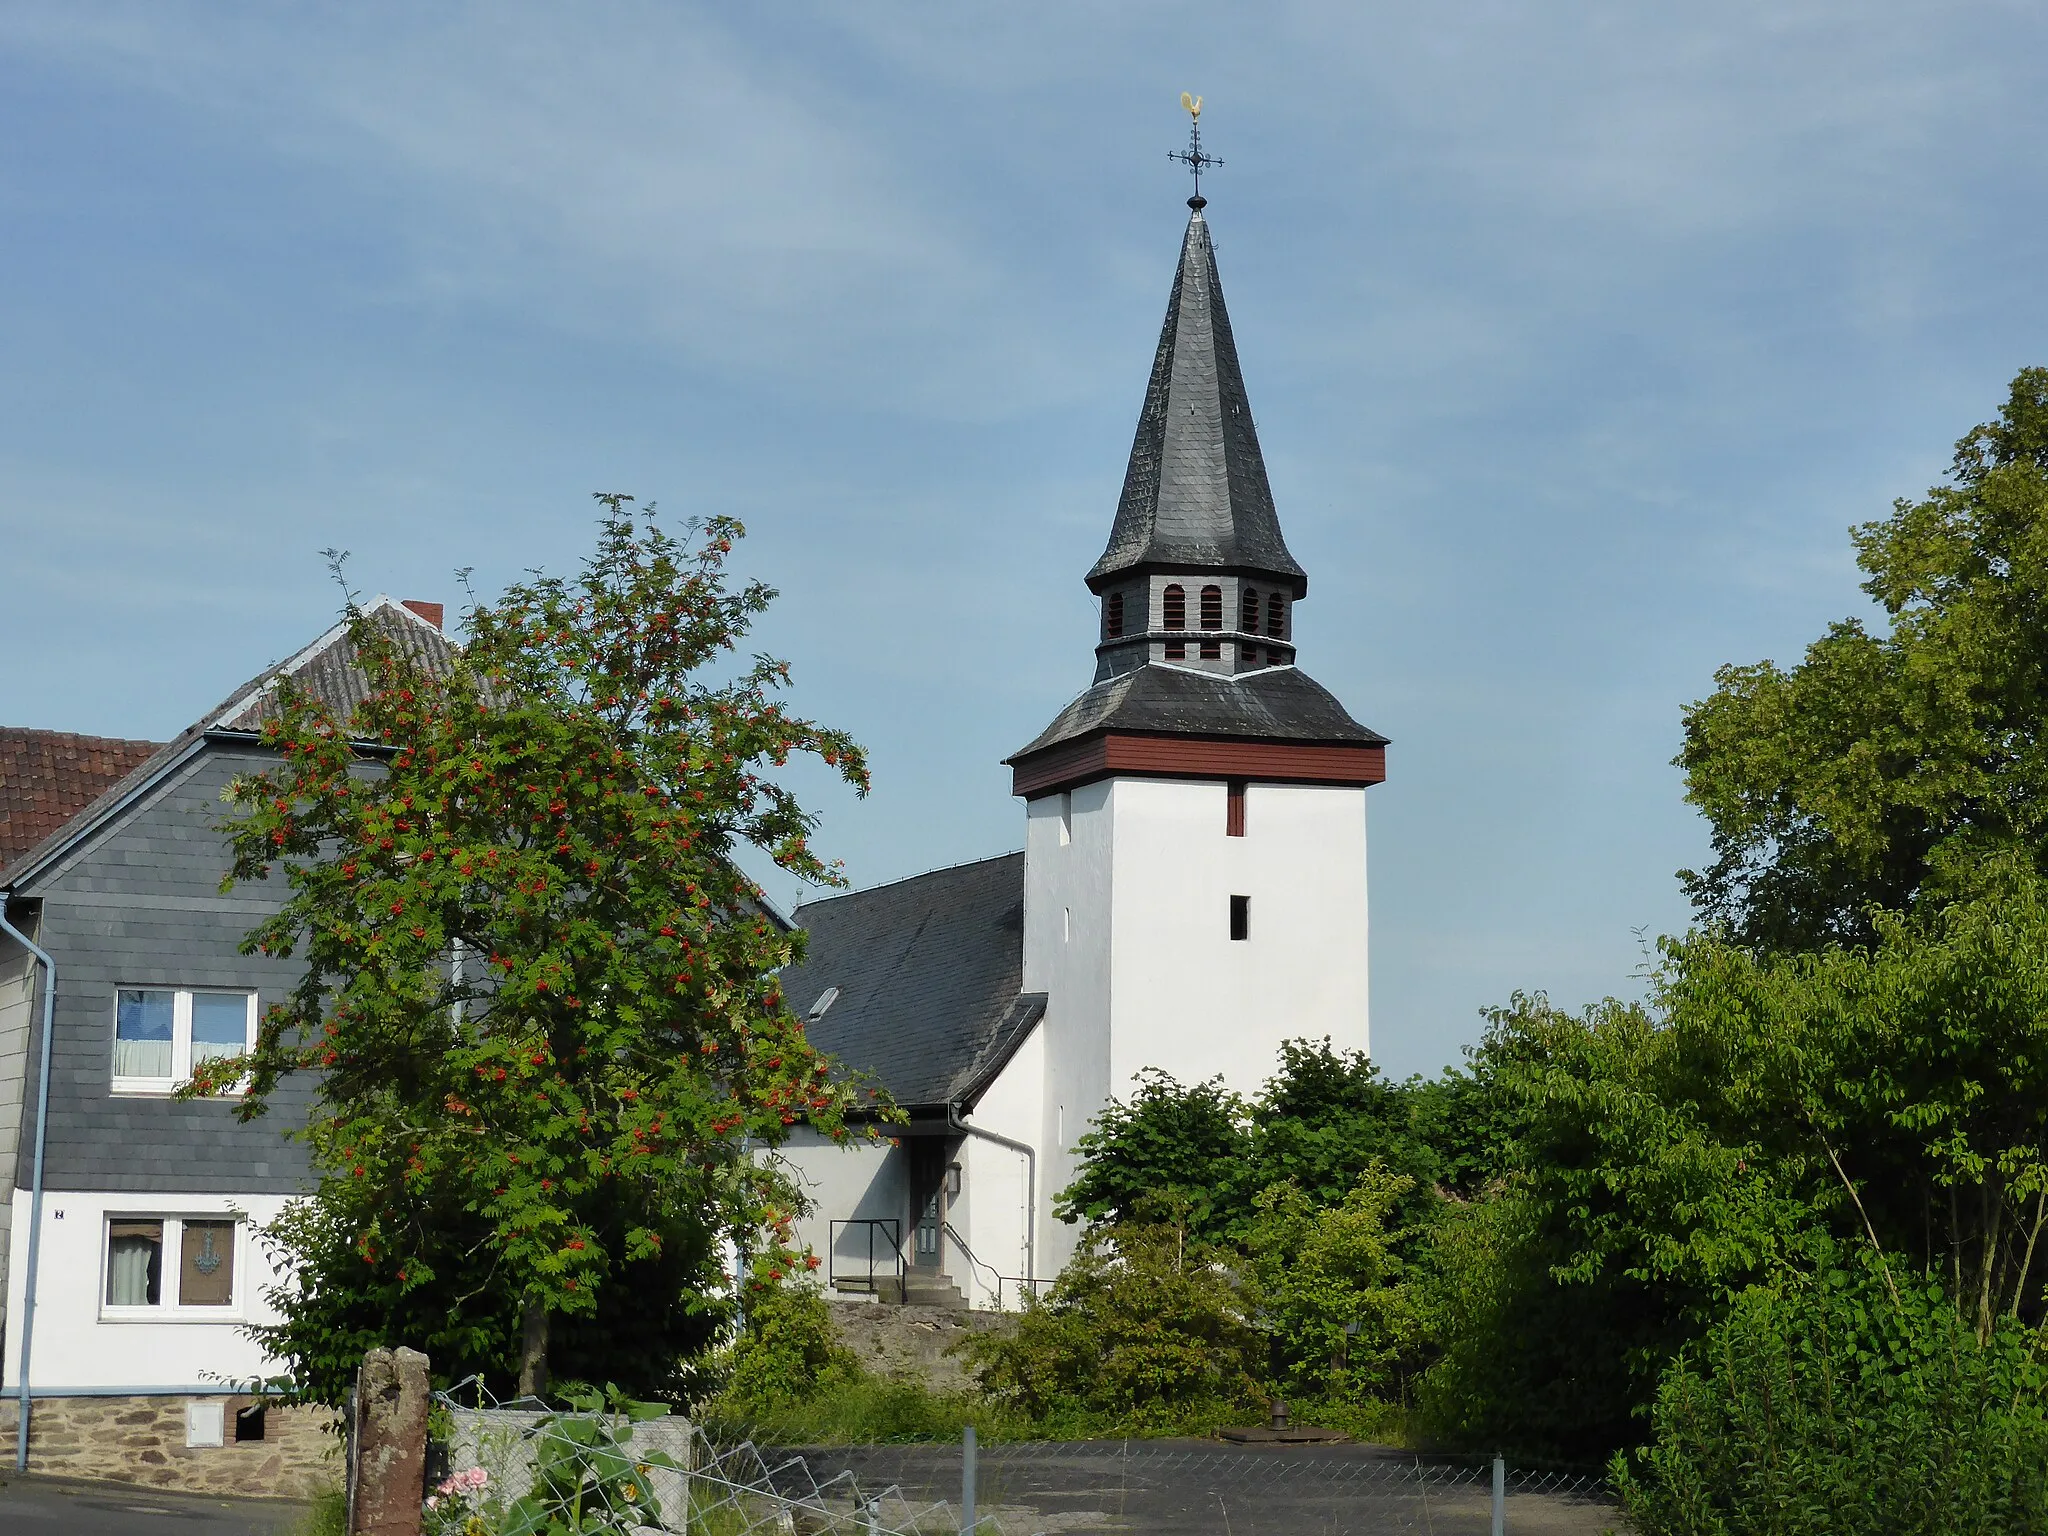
[[1004, 189, 1389, 1278]]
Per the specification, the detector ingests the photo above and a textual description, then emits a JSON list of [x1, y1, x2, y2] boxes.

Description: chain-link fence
[[428, 1385, 1625, 1535]]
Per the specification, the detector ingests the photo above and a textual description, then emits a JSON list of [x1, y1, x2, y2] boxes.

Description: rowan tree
[[207, 496, 873, 1400]]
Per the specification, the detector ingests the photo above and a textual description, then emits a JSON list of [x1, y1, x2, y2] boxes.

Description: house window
[[114, 988, 256, 1094], [1267, 592, 1287, 638], [1105, 592, 1124, 639], [104, 1216, 240, 1313], [1230, 894, 1251, 941], [1163, 584, 1187, 660], [1199, 586, 1223, 658]]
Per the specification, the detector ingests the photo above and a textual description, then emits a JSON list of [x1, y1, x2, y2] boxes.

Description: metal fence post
[[1491, 1454, 1505, 1536], [961, 1424, 978, 1534]]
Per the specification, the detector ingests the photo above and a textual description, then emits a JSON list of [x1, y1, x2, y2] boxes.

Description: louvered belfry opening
[[1241, 587, 1262, 664], [1163, 584, 1187, 659], [1106, 591, 1125, 639], [1199, 585, 1223, 658], [1267, 592, 1287, 638]]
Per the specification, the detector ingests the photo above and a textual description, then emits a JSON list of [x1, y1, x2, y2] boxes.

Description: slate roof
[[1009, 663, 1387, 762], [0, 729, 164, 868], [1, 597, 451, 888], [1087, 206, 1306, 596], [779, 853, 1043, 1112]]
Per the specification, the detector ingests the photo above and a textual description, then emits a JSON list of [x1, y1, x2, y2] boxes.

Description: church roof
[[1008, 663, 1386, 762], [779, 853, 1043, 1114], [1086, 205, 1306, 596]]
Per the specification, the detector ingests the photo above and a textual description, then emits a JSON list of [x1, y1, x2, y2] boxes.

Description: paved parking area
[[0, 1474, 302, 1536], [778, 1439, 1628, 1535]]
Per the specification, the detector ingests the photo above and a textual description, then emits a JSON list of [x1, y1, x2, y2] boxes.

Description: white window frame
[[110, 987, 258, 1096], [98, 1213, 247, 1323]]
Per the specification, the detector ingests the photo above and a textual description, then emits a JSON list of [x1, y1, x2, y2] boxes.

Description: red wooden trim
[[1011, 732, 1387, 798], [1226, 780, 1246, 836]]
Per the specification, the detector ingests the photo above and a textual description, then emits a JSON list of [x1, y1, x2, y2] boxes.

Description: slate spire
[[1086, 202, 1306, 598]]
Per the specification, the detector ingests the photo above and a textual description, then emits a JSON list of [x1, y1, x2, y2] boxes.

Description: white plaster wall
[[4, 1189, 294, 1391], [1021, 783, 1115, 1281], [769, 1128, 906, 1296], [1107, 778, 1369, 1095], [0, 933, 37, 1339], [950, 1021, 1043, 1309]]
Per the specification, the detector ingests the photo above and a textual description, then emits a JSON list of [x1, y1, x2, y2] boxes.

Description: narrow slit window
[[1105, 591, 1124, 639], [1199, 586, 1222, 658], [1230, 894, 1250, 941], [1226, 781, 1246, 837], [1267, 592, 1287, 638]]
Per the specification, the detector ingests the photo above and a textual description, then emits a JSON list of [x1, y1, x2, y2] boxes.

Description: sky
[[3, 3, 2046, 1077]]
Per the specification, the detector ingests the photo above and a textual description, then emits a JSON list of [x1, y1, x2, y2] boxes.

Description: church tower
[[1005, 190, 1387, 1273]]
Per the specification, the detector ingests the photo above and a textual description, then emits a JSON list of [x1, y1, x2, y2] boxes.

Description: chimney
[[401, 600, 444, 632]]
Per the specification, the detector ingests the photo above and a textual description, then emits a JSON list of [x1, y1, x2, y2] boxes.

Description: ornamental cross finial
[[1170, 92, 1221, 207]]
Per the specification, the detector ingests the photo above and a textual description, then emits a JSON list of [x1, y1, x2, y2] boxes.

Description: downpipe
[[946, 1104, 1035, 1295], [0, 902, 54, 1473]]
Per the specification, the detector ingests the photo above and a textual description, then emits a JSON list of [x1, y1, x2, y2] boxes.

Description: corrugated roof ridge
[[205, 594, 434, 733], [792, 848, 1024, 915]]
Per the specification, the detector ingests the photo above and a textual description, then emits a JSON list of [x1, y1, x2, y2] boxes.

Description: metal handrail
[[827, 1217, 903, 1294], [942, 1222, 1047, 1311]]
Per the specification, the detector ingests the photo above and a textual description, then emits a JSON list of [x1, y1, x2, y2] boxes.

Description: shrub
[[963, 1211, 1261, 1433], [1617, 1259, 2048, 1535], [717, 1281, 860, 1412], [1243, 1168, 1421, 1407]]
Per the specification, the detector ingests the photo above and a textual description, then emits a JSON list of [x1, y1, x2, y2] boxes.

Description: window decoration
[[113, 988, 256, 1094], [104, 1216, 239, 1312], [1163, 584, 1187, 659], [1106, 591, 1125, 639]]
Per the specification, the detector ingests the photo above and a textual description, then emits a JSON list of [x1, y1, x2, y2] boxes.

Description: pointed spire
[[1086, 205, 1306, 597]]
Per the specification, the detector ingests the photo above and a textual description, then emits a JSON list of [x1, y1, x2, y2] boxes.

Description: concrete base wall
[[0, 1395, 339, 1499], [827, 1301, 1012, 1394]]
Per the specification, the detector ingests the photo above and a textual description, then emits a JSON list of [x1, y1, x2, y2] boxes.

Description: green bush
[[716, 1281, 860, 1412], [1244, 1168, 1420, 1407], [963, 1212, 1261, 1433], [1617, 1259, 2048, 1535]]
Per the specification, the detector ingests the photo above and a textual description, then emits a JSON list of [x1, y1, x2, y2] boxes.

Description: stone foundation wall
[[827, 1301, 1012, 1394], [0, 1395, 340, 1500]]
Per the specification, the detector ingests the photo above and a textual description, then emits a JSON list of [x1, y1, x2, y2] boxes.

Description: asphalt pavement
[[0, 1474, 302, 1536]]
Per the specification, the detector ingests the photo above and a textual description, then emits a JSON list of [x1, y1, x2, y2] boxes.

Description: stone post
[[350, 1347, 431, 1536]]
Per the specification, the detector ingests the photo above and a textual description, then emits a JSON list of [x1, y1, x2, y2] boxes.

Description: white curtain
[[107, 1229, 160, 1306], [112, 1038, 173, 1079]]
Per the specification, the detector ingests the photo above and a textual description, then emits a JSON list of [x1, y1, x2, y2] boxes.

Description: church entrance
[[907, 1137, 954, 1277]]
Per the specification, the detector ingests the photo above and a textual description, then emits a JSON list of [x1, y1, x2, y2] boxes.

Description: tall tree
[[1680, 367, 2048, 950], [207, 498, 872, 1401]]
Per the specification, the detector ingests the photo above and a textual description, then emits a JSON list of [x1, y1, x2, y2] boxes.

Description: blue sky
[[3, 3, 2045, 1076]]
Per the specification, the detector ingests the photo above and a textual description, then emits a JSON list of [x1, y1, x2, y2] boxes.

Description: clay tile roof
[[0, 728, 164, 868]]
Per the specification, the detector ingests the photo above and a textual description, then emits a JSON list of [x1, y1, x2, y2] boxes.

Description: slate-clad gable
[[778, 854, 1040, 1112], [15, 747, 314, 1193]]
